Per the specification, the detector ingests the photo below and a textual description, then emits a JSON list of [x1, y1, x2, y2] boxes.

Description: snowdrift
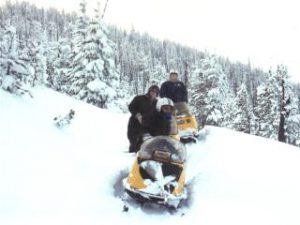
[[1, 88, 300, 225]]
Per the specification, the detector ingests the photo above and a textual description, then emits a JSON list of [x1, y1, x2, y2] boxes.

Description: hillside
[[1, 88, 300, 225]]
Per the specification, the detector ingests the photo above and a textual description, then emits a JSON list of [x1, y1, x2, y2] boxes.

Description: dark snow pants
[[127, 116, 145, 153]]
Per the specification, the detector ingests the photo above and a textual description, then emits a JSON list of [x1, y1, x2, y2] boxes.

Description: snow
[[1, 87, 300, 225], [1, 75, 16, 89], [140, 160, 163, 181], [86, 59, 104, 72], [138, 160, 180, 198]]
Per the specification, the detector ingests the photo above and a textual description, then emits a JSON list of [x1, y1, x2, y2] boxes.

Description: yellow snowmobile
[[176, 114, 200, 143], [123, 136, 187, 208]]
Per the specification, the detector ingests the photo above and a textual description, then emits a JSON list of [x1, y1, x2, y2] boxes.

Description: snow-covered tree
[[233, 83, 254, 133], [27, 22, 48, 87], [44, 41, 60, 88], [190, 57, 237, 127], [0, 25, 33, 95], [285, 95, 300, 146], [64, 1, 120, 108], [254, 70, 279, 139], [276, 65, 298, 144]]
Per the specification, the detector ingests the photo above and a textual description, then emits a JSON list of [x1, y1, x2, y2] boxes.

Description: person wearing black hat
[[127, 85, 160, 153]]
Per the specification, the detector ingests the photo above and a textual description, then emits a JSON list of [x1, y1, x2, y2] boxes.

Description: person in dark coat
[[127, 85, 160, 153], [143, 97, 178, 138], [160, 71, 191, 116]]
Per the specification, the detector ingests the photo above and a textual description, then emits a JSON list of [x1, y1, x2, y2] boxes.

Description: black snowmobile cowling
[[123, 136, 187, 208]]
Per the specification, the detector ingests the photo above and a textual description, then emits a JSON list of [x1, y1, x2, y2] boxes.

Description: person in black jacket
[[127, 85, 160, 153], [143, 97, 178, 138], [160, 71, 191, 116]]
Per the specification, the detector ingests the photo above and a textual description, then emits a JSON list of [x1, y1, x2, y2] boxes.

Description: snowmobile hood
[[138, 136, 186, 163]]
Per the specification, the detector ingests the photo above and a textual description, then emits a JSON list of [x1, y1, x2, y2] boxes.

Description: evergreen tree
[[276, 65, 297, 143], [254, 70, 279, 139], [277, 65, 288, 142], [234, 83, 254, 133], [285, 93, 300, 146], [28, 24, 48, 87], [45, 41, 61, 88], [0, 24, 33, 95], [65, 1, 119, 108], [190, 57, 237, 127]]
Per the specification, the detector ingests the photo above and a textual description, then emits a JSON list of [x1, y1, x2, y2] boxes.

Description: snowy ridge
[[1, 88, 300, 225]]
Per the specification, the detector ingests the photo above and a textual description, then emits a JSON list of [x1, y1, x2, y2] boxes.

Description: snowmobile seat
[[161, 163, 183, 181]]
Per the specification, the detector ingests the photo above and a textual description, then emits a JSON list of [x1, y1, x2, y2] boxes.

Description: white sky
[[3, 0, 300, 83]]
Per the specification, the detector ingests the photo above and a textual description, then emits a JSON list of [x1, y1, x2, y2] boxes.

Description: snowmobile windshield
[[138, 136, 186, 163]]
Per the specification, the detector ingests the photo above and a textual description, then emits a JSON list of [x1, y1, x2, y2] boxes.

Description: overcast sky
[[3, 0, 300, 83]]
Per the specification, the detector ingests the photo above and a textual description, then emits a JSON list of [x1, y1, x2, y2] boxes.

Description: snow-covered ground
[[1, 87, 300, 225]]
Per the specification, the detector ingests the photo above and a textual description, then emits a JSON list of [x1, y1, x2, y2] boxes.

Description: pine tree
[[64, 1, 119, 108], [234, 83, 254, 133], [0, 24, 33, 95], [254, 70, 279, 139], [276, 65, 297, 143], [285, 93, 300, 146], [190, 57, 237, 127], [28, 24, 48, 87], [45, 41, 61, 89]]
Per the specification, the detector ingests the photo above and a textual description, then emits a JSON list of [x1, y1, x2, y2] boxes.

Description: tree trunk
[[278, 77, 286, 142]]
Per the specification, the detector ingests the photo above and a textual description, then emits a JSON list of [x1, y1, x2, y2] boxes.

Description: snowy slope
[[1, 87, 300, 225]]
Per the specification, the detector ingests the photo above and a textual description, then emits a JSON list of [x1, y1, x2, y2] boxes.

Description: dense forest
[[1, 1, 300, 146]]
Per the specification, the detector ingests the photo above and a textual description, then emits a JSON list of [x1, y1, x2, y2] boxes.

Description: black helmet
[[147, 85, 160, 95]]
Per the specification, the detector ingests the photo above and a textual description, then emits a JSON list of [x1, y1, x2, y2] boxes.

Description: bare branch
[[101, 0, 109, 20]]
